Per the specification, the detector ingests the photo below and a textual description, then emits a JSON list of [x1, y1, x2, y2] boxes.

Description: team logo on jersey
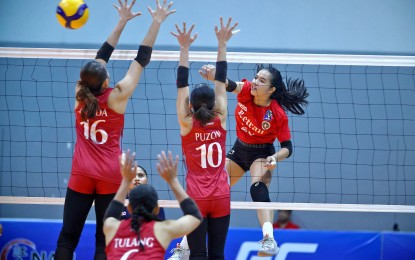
[[262, 121, 271, 130], [263, 110, 273, 121], [262, 110, 272, 130]]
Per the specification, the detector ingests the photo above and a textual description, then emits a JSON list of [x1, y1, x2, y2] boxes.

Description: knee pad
[[250, 182, 271, 202]]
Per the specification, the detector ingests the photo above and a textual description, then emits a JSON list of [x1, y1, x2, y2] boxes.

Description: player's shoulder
[[270, 101, 287, 119]]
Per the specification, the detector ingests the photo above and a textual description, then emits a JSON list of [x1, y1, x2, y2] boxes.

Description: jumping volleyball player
[[103, 150, 202, 259], [172, 17, 238, 259], [54, 0, 175, 259], [171, 53, 309, 258], [201, 65, 308, 256]]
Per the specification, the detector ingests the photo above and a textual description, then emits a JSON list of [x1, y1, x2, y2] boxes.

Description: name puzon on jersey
[[195, 130, 222, 142]]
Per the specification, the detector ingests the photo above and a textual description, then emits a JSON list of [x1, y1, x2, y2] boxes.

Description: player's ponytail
[[129, 184, 160, 251], [259, 64, 309, 115], [76, 86, 99, 121], [76, 61, 107, 120], [190, 83, 215, 125], [131, 205, 161, 251], [131, 206, 145, 251]]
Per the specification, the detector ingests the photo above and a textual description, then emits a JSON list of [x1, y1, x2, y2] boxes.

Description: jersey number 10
[[196, 142, 222, 168]]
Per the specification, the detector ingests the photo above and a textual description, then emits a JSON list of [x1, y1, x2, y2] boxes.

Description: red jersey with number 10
[[181, 116, 230, 200], [72, 88, 124, 184]]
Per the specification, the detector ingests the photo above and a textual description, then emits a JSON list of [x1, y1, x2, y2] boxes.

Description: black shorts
[[226, 139, 275, 172]]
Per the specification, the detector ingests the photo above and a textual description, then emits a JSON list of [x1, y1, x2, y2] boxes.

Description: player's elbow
[[280, 140, 293, 158]]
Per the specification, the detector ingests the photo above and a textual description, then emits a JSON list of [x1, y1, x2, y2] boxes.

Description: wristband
[[176, 66, 189, 88], [95, 41, 114, 63], [104, 200, 124, 220], [134, 45, 153, 67], [214, 61, 227, 83], [180, 198, 203, 221]]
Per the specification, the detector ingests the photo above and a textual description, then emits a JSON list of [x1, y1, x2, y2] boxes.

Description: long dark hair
[[190, 83, 216, 125], [129, 184, 161, 251], [76, 61, 108, 120], [257, 64, 309, 115]]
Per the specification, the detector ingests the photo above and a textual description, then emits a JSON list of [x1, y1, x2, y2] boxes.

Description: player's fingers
[[188, 24, 195, 35], [226, 17, 232, 28]]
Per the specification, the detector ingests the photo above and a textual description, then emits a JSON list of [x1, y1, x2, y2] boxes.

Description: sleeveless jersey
[[235, 79, 291, 144], [105, 219, 165, 260], [72, 88, 124, 184], [181, 116, 229, 200]]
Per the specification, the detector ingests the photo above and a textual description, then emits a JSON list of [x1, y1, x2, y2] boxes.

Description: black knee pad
[[250, 182, 271, 202]]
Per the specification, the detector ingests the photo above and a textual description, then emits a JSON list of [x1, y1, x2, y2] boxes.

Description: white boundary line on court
[[1, 196, 414, 213], [1, 47, 415, 66]]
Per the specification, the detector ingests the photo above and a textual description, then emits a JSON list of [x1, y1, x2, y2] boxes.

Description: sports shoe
[[167, 243, 190, 260], [257, 235, 279, 256]]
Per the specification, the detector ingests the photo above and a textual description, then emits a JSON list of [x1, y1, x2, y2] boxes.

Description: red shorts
[[195, 197, 230, 218], [68, 174, 120, 194]]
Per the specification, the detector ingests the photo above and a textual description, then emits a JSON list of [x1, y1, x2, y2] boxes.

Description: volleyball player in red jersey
[[171, 17, 238, 259], [198, 64, 308, 256], [55, 1, 175, 259], [103, 150, 202, 260]]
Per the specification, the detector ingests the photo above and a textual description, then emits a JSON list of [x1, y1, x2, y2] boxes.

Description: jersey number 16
[[80, 120, 108, 145]]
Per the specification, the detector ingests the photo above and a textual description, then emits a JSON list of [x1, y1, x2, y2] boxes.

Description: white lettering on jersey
[[195, 130, 221, 142], [237, 102, 265, 136], [114, 237, 155, 248], [79, 108, 108, 117]]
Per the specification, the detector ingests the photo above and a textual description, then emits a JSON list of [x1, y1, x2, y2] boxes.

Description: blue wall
[[1, 0, 415, 54]]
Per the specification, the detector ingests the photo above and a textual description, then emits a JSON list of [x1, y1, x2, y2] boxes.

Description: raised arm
[[108, 0, 176, 114], [103, 150, 137, 245], [171, 22, 198, 134], [199, 24, 242, 95], [95, 0, 141, 66], [213, 17, 238, 126], [155, 151, 202, 248], [199, 65, 244, 94]]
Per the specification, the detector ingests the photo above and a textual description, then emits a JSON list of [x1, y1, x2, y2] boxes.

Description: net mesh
[[1, 48, 415, 211]]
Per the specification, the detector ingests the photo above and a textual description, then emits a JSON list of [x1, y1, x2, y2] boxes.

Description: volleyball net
[[0, 47, 415, 213]]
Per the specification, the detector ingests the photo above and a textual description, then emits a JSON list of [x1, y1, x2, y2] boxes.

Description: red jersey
[[235, 80, 291, 144], [72, 88, 124, 184], [105, 219, 165, 260], [181, 116, 230, 200], [273, 221, 300, 229]]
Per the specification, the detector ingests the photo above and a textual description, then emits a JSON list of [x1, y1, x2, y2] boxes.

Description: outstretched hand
[[171, 22, 198, 48], [156, 151, 179, 184], [119, 150, 138, 182], [113, 0, 142, 22], [148, 0, 176, 24], [215, 17, 239, 45]]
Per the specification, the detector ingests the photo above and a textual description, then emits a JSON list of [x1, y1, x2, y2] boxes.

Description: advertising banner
[[1, 219, 414, 260]]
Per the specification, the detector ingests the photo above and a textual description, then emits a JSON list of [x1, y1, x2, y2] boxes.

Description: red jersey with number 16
[[72, 88, 124, 184], [181, 116, 230, 200]]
